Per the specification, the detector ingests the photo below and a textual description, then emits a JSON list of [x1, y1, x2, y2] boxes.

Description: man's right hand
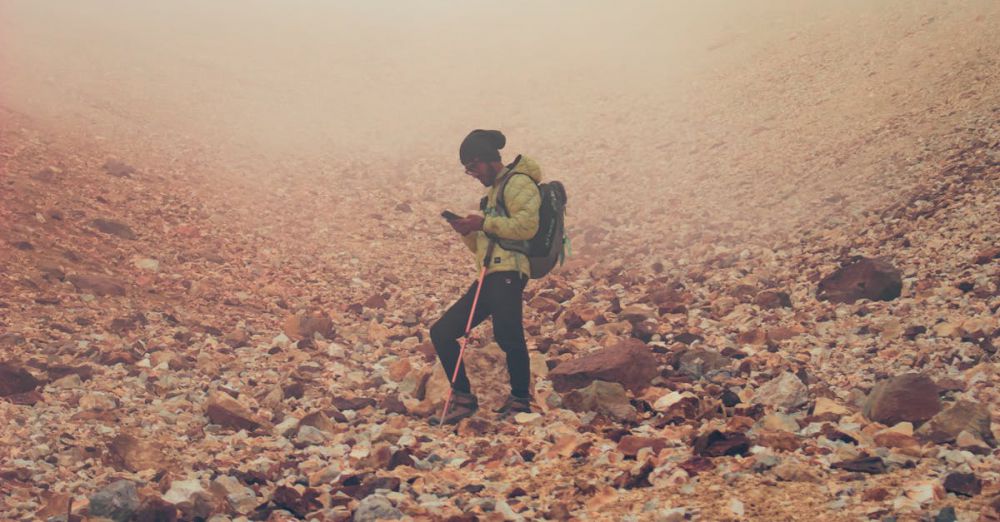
[[450, 217, 472, 235]]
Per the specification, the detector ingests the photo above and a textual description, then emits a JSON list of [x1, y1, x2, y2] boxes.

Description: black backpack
[[483, 159, 568, 278]]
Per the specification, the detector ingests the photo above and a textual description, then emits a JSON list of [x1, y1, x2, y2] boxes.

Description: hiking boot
[[429, 390, 478, 426], [494, 394, 532, 419]]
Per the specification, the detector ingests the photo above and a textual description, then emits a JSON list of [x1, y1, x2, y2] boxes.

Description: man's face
[[464, 159, 495, 187]]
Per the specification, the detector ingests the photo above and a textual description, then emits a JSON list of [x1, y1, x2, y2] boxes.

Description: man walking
[[430, 129, 542, 425]]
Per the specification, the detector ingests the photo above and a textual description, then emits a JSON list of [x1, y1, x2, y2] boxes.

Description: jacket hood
[[505, 155, 542, 184]]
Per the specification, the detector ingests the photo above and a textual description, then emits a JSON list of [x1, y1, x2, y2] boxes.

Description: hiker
[[430, 129, 542, 424]]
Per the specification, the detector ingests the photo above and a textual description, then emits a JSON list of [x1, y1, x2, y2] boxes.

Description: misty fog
[[3, 0, 997, 270]]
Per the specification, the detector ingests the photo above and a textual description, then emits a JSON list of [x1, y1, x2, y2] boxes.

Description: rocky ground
[[1, 1, 999, 521]]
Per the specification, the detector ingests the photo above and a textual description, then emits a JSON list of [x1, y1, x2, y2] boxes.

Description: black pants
[[430, 271, 530, 398]]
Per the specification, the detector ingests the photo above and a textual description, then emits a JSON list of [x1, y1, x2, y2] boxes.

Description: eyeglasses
[[463, 159, 481, 175]]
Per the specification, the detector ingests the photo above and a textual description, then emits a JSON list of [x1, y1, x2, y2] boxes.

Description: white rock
[[514, 412, 543, 425], [904, 482, 942, 505], [133, 258, 160, 272], [755, 372, 808, 410], [813, 397, 850, 416], [274, 417, 300, 438], [655, 507, 689, 522], [163, 479, 208, 505], [653, 391, 690, 412], [79, 392, 118, 411], [296, 425, 327, 446], [50, 374, 82, 389], [210, 475, 257, 514], [728, 498, 744, 517]]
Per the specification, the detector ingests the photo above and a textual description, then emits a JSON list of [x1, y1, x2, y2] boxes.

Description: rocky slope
[[1, 1, 999, 521]]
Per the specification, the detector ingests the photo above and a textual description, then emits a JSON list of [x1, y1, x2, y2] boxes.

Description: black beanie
[[459, 129, 505, 165]]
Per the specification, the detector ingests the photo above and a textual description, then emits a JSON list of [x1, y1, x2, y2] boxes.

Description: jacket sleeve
[[461, 231, 480, 253], [483, 174, 540, 240]]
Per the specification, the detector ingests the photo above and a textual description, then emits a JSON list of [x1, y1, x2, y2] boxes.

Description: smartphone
[[441, 210, 461, 221]]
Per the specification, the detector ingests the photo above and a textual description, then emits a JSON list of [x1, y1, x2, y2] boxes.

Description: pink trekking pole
[[439, 241, 496, 425]]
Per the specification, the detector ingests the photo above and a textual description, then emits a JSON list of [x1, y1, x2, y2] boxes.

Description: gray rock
[[561, 380, 637, 421], [916, 400, 994, 445], [89, 480, 140, 522], [755, 372, 809, 410], [677, 349, 732, 380], [353, 494, 403, 522], [295, 425, 327, 446]]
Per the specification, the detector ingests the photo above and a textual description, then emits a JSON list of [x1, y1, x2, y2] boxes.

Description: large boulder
[[817, 257, 902, 304], [863, 373, 941, 426], [549, 339, 657, 393], [0, 362, 41, 397]]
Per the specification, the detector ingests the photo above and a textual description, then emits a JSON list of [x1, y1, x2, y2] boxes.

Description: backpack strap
[[494, 155, 532, 218]]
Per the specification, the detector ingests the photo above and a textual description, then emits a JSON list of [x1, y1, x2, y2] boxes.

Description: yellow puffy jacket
[[462, 155, 541, 278]]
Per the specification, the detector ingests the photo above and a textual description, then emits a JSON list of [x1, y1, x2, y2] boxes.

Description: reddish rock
[[545, 287, 575, 303], [754, 431, 801, 452], [69, 274, 126, 297], [364, 294, 387, 309], [299, 411, 338, 435], [692, 430, 751, 457], [754, 290, 792, 309], [737, 329, 767, 346], [767, 326, 801, 343], [205, 391, 266, 432], [617, 436, 668, 457], [549, 339, 658, 392], [648, 287, 689, 311], [108, 434, 168, 473], [862, 488, 890, 502], [104, 159, 136, 178], [271, 486, 322, 519], [974, 246, 1000, 265], [563, 309, 585, 330], [817, 257, 902, 303], [282, 310, 335, 341], [90, 219, 137, 240], [943, 472, 982, 497], [224, 328, 250, 348], [0, 363, 41, 397], [529, 296, 560, 313], [831, 456, 886, 474], [631, 320, 658, 342], [678, 456, 715, 476], [414, 342, 437, 362], [863, 373, 941, 426]]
